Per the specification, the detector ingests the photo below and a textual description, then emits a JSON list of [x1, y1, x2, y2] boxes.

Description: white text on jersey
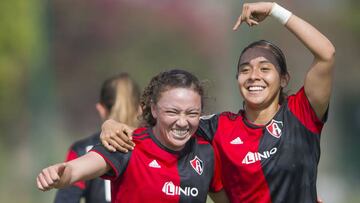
[[162, 181, 199, 197], [242, 147, 278, 164]]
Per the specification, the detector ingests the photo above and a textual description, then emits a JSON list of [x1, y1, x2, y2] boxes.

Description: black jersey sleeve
[[196, 114, 220, 142], [54, 186, 83, 203], [91, 144, 132, 181]]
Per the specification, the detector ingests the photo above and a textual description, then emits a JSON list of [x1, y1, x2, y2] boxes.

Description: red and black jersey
[[54, 132, 111, 203], [91, 127, 222, 203], [197, 87, 326, 203]]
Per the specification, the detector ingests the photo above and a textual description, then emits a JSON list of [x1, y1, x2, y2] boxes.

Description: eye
[[239, 66, 250, 74], [187, 111, 200, 118], [260, 64, 272, 72], [260, 67, 270, 71], [165, 110, 178, 116]]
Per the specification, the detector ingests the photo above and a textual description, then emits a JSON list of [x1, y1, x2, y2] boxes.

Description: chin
[[245, 97, 266, 105], [245, 99, 269, 109], [169, 138, 189, 149]]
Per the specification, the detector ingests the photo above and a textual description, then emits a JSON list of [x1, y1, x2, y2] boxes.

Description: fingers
[[115, 129, 135, 147], [233, 3, 267, 30], [101, 130, 134, 152], [233, 4, 254, 30], [248, 19, 259, 26], [37, 168, 56, 191], [232, 16, 242, 31], [101, 130, 117, 152], [37, 174, 49, 191], [100, 124, 135, 153], [108, 134, 134, 153], [42, 167, 56, 185], [233, 3, 247, 30], [244, 4, 259, 27], [36, 176, 45, 191], [108, 139, 129, 153], [49, 168, 60, 183], [36, 164, 66, 191], [244, 4, 254, 26], [114, 129, 130, 143], [122, 127, 135, 141], [102, 140, 116, 152]]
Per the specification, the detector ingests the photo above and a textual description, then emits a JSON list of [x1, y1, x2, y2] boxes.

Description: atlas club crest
[[266, 119, 283, 138], [190, 156, 204, 175]]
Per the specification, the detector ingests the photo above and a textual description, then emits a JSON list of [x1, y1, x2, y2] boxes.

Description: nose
[[176, 115, 188, 128], [249, 68, 260, 80]]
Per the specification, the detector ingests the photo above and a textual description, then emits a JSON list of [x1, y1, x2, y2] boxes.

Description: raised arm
[[233, 2, 335, 119], [285, 9, 335, 119], [36, 152, 110, 191]]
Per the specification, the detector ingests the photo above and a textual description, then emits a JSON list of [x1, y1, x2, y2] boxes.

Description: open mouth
[[247, 85, 265, 92], [171, 129, 190, 140]]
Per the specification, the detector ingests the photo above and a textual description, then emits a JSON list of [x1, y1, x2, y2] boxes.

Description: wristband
[[270, 3, 292, 25]]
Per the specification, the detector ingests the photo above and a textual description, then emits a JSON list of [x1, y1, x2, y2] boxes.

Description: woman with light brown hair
[[54, 73, 141, 203]]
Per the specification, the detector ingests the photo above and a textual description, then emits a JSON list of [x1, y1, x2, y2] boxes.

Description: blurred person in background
[[100, 2, 334, 203], [37, 69, 229, 203], [54, 73, 141, 203]]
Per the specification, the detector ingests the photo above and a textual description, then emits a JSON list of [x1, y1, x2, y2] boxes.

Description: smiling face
[[151, 87, 201, 151], [238, 56, 288, 110]]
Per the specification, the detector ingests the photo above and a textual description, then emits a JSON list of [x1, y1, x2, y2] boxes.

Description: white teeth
[[248, 86, 264, 91], [172, 129, 189, 137]]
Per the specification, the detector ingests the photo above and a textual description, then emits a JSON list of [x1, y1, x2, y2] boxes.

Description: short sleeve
[[90, 144, 132, 181], [287, 87, 328, 134], [197, 114, 220, 142]]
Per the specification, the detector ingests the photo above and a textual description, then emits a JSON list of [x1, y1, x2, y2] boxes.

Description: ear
[[280, 73, 290, 88], [96, 103, 109, 120], [151, 103, 157, 119]]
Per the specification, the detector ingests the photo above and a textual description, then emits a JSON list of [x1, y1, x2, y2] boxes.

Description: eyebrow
[[239, 60, 271, 67], [158, 105, 201, 112], [259, 60, 271, 64], [239, 62, 250, 67]]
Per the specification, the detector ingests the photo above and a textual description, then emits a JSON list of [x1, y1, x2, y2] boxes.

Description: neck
[[152, 126, 164, 145], [244, 100, 280, 125]]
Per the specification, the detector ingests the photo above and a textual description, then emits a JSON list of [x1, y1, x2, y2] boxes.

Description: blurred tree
[[0, 0, 38, 143], [0, 0, 60, 202]]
